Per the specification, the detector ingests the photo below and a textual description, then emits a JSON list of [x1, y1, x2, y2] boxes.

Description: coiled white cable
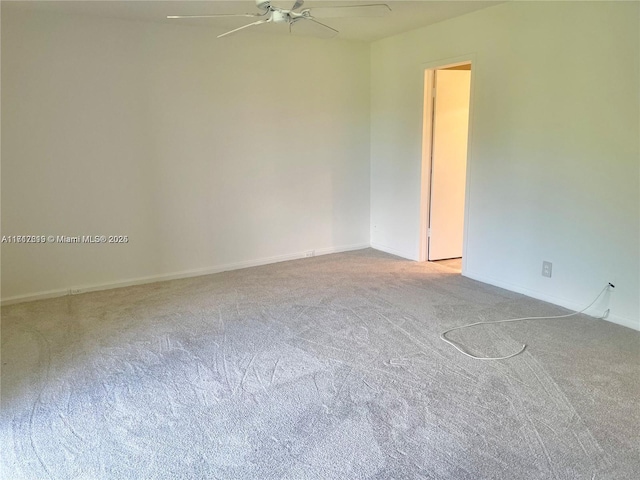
[[440, 283, 614, 360]]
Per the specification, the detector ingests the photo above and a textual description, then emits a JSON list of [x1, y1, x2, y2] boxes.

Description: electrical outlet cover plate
[[542, 261, 552, 278]]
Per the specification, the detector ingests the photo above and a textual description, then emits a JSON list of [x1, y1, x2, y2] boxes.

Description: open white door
[[428, 69, 471, 261]]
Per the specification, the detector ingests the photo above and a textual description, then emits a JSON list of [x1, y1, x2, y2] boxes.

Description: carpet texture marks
[[1, 249, 638, 479]]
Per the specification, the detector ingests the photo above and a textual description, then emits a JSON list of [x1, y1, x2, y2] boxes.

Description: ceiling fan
[[168, 0, 391, 39]]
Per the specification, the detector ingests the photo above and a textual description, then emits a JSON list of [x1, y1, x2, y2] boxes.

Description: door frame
[[418, 54, 476, 273]]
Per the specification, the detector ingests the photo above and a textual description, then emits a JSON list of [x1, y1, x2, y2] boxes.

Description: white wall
[[1, 7, 371, 301], [370, 2, 639, 329]]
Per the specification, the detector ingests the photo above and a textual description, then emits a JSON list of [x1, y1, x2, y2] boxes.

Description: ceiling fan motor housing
[[271, 10, 289, 23], [256, 0, 271, 11]]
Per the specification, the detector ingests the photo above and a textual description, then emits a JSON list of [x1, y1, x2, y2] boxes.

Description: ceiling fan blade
[[217, 19, 271, 38], [291, 0, 305, 10], [167, 13, 266, 20], [307, 4, 391, 19], [290, 18, 338, 39]]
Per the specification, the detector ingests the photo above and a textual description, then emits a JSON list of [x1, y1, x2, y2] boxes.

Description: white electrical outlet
[[305, 250, 314, 258], [542, 261, 552, 278], [70, 288, 82, 295]]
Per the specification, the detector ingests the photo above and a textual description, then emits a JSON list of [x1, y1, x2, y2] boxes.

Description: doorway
[[419, 62, 472, 271]]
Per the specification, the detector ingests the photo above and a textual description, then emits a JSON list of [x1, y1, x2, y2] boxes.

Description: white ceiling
[[3, 1, 502, 42]]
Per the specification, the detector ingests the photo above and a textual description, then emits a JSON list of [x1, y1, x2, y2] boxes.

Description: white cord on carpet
[[440, 283, 614, 361]]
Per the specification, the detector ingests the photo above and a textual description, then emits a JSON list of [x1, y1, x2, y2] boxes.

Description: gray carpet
[[1, 249, 638, 479]]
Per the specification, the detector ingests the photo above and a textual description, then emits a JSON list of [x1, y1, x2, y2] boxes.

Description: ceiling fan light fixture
[[256, 0, 272, 11]]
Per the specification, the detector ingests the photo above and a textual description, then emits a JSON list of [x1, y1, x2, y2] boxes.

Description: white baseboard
[[1, 287, 73, 306], [602, 313, 639, 331], [464, 270, 639, 331], [370, 242, 415, 260], [1, 243, 370, 306], [313, 243, 370, 257]]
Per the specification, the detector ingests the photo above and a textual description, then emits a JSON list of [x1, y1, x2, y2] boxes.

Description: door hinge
[[432, 87, 436, 98], [427, 228, 431, 237]]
